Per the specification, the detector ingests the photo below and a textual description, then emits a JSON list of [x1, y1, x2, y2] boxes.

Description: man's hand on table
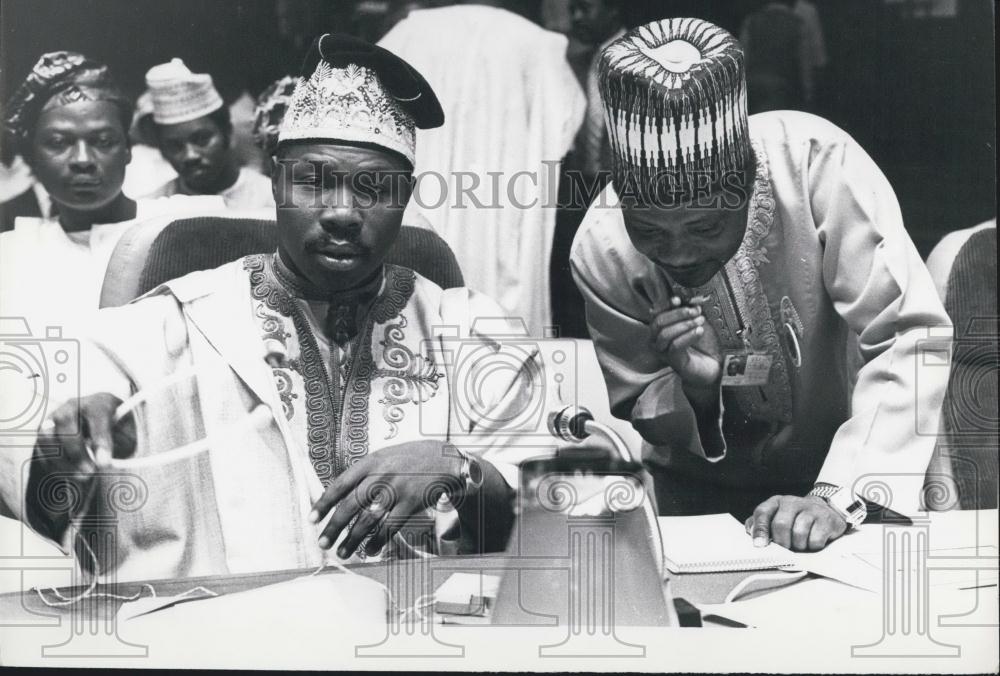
[[27, 393, 136, 535], [745, 495, 848, 552], [309, 440, 509, 559]]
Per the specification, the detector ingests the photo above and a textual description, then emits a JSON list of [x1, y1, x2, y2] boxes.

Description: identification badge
[[721, 352, 773, 387]]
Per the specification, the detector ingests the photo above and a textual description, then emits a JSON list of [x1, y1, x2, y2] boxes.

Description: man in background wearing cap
[[22, 35, 531, 581], [142, 58, 273, 211], [571, 19, 951, 552]]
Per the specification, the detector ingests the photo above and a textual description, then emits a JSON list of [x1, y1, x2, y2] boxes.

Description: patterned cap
[[278, 33, 444, 165], [3, 51, 132, 149], [252, 75, 299, 155], [599, 18, 751, 204], [145, 58, 224, 126]]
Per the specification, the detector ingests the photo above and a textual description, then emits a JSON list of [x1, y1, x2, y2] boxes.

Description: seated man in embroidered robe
[[20, 35, 534, 581], [570, 19, 952, 551]]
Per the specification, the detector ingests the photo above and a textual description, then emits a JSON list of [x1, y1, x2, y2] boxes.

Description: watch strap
[[809, 483, 867, 528]]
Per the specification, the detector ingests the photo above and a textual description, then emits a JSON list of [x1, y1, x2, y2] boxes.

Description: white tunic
[[380, 5, 586, 336], [0, 195, 223, 330], [144, 166, 274, 211]]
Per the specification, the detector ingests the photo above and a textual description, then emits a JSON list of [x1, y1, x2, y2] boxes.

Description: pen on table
[[958, 583, 997, 591], [864, 501, 914, 526], [702, 613, 749, 628]]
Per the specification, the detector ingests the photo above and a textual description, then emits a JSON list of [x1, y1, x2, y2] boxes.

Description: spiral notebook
[[658, 513, 799, 573]]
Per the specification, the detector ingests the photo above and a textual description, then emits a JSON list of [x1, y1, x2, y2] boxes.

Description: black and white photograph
[[0, 0, 996, 671]]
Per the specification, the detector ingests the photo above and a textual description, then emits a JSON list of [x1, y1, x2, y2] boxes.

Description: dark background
[[1, 0, 995, 254]]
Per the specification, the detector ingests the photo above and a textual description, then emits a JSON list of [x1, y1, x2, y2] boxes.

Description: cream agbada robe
[[379, 5, 586, 336], [20, 257, 538, 582], [571, 111, 951, 515]]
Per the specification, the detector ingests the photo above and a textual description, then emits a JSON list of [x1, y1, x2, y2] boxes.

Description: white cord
[[112, 366, 200, 424], [102, 404, 274, 469], [31, 533, 157, 607], [402, 594, 436, 622], [723, 569, 808, 604], [307, 555, 397, 617]]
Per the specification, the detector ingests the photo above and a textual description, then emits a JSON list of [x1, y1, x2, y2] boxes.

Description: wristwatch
[[456, 449, 484, 496], [808, 483, 867, 529]]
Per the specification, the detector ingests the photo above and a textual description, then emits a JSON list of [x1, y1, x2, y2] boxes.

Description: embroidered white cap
[[280, 61, 416, 164], [277, 34, 444, 165], [145, 58, 224, 126]]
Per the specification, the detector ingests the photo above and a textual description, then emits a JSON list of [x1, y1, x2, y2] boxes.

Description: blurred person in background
[[549, 0, 627, 338], [542, 0, 572, 33], [120, 91, 177, 199], [793, 0, 828, 109], [0, 51, 223, 330], [0, 147, 52, 233], [380, 4, 586, 336], [141, 59, 274, 211], [740, 0, 809, 113], [568, 0, 626, 180]]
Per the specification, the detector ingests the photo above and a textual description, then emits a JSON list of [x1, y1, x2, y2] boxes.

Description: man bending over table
[[570, 18, 952, 551]]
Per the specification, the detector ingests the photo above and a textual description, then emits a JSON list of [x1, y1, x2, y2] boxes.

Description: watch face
[[845, 501, 867, 525]]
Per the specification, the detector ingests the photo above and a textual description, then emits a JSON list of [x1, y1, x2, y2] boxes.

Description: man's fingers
[[770, 504, 796, 549], [363, 511, 392, 557], [791, 511, 815, 552], [363, 498, 420, 557], [310, 458, 370, 523], [50, 407, 94, 479], [317, 478, 398, 553], [653, 319, 705, 352], [82, 403, 115, 467], [316, 477, 373, 550], [807, 520, 832, 551], [337, 497, 392, 559], [811, 506, 847, 550], [751, 496, 781, 547], [650, 304, 701, 331], [667, 325, 705, 353]]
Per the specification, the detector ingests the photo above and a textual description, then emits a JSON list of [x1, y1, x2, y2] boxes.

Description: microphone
[[547, 405, 635, 463], [546, 404, 665, 575]]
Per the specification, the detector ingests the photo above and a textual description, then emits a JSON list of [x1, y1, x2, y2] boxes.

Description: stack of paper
[[657, 514, 798, 573]]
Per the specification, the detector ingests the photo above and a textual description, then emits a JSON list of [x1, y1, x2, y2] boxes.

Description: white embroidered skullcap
[[278, 34, 443, 165], [145, 58, 224, 126]]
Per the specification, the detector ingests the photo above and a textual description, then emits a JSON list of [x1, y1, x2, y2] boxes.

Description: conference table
[[1, 509, 996, 672]]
